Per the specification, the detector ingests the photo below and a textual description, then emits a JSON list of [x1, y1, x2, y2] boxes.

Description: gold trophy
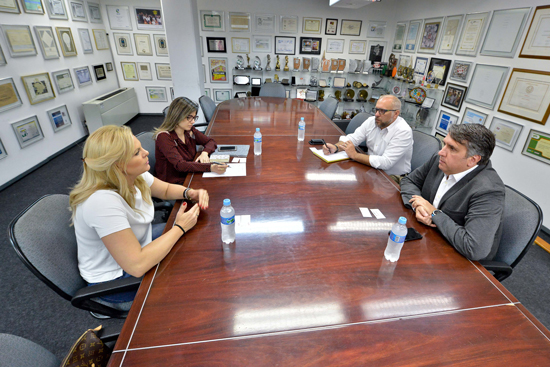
[[284, 56, 289, 71], [275, 55, 281, 71]]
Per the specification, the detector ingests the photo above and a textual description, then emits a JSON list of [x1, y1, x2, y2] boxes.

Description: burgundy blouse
[[154, 127, 218, 184]]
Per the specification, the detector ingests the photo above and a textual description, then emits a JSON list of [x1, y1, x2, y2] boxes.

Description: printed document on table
[[309, 147, 350, 163], [203, 163, 246, 178]]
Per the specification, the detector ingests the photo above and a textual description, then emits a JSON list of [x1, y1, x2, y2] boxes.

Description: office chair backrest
[[162, 105, 169, 117], [411, 130, 442, 171], [136, 131, 156, 175], [319, 97, 338, 120], [344, 112, 371, 146], [199, 95, 217, 123], [0, 333, 60, 367], [259, 83, 286, 98]]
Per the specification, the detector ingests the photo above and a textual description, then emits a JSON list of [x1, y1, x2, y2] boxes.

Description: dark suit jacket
[[400, 153, 505, 261]]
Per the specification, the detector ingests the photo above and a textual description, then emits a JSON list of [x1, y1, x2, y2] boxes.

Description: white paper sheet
[[203, 163, 246, 178]]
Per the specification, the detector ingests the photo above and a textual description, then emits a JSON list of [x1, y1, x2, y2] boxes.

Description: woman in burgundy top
[[154, 97, 227, 184]]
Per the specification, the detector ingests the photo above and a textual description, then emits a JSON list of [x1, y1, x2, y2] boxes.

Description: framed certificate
[[456, 12, 490, 57], [519, 5, 550, 59], [229, 12, 250, 32], [209, 57, 228, 83], [0, 77, 23, 113], [325, 19, 338, 35], [134, 33, 152, 56], [404, 19, 422, 53], [200, 10, 225, 32], [303, 17, 322, 34], [461, 107, 488, 125], [155, 63, 172, 80], [214, 89, 232, 103], [326, 39, 344, 53], [44, 0, 67, 19], [300, 37, 321, 55], [436, 110, 459, 134], [279, 15, 298, 34], [77, 28, 93, 54], [135, 7, 164, 30], [93, 64, 106, 81], [105, 62, 113, 72], [92, 29, 109, 50], [464, 64, 509, 110], [145, 86, 168, 102], [153, 34, 168, 56], [254, 14, 275, 34], [51, 69, 74, 94], [12, 116, 44, 148], [414, 57, 429, 79], [0, 138, 7, 160], [349, 40, 366, 54], [46, 104, 72, 132], [21, 0, 44, 14], [73, 66, 92, 86], [275, 36, 296, 55], [55, 27, 77, 57], [231, 37, 250, 53], [489, 117, 523, 152], [87, 2, 102, 23], [252, 35, 271, 53], [68, 0, 88, 22], [0, 0, 20, 14], [438, 14, 464, 54], [1, 24, 37, 57], [34, 26, 60, 59], [137, 62, 152, 80], [207, 37, 227, 53], [441, 83, 467, 112], [449, 60, 473, 83], [418, 17, 444, 54], [367, 21, 386, 38], [106, 5, 132, 30], [480, 7, 530, 58], [426, 57, 451, 87], [114, 33, 133, 55], [340, 19, 362, 36], [120, 62, 138, 81], [21, 72, 56, 105], [522, 129, 550, 165], [392, 22, 407, 53]]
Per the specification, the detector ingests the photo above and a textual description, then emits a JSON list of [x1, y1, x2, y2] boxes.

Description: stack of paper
[[309, 147, 350, 163]]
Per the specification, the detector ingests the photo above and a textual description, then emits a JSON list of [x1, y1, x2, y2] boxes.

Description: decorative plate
[[345, 89, 355, 99], [392, 86, 401, 95], [409, 87, 427, 103]]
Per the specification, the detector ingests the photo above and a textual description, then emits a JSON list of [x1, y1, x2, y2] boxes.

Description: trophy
[[303, 58, 310, 71], [235, 55, 245, 70], [349, 59, 357, 74], [253, 56, 262, 71], [275, 55, 281, 71], [330, 59, 338, 73], [245, 54, 252, 69], [310, 75, 318, 87], [284, 56, 289, 71], [274, 74, 279, 82], [311, 57, 320, 72], [363, 60, 371, 74], [293, 57, 300, 71], [337, 59, 346, 73], [318, 89, 325, 101], [266, 54, 272, 71], [354, 60, 363, 73]]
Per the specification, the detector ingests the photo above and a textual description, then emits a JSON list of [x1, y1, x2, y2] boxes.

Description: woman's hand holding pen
[[211, 162, 228, 174]]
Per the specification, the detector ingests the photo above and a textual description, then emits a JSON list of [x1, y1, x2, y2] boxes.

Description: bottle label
[[299, 125, 305, 130], [390, 231, 405, 244], [221, 215, 235, 225], [254, 137, 262, 143]]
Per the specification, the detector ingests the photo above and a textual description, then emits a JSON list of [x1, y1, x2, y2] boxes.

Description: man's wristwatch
[[431, 209, 443, 218]]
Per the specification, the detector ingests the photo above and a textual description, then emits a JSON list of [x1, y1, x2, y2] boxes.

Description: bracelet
[[183, 188, 191, 200], [335, 145, 339, 153], [174, 224, 186, 235]]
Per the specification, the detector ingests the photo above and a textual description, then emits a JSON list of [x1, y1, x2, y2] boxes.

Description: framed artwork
[[106, 5, 132, 30], [441, 83, 467, 112], [44, 0, 67, 19], [489, 116, 523, 151], [0, 138, 7, 160], [73, 66, 92, 86], [0, 0, 20, 13], [461, 107, 488, 125], [120, 62, 138, 81], [340, 19, 362, 36], [55, 27, 77, 57], [87, 2, 102, 23], [436, 110, 459, 134], [252, 35, 271, 53], [12, 116, 44, 148], [439, 14, 463, 54], [105, 62, 113, 71], [325, 19, 338, 35], [520, 5, 550, 59], [404, 19, 422, 53], [200, 10, 225, 32], [68, 0, 88, 22], [418, 17, 444, 54], [367, 40, 387, 63], [481, 7, 530, 58], [93, 64, 106, 81], [135, 7, 163, 30], [77, 28, 93, 54], [326, 39, 344, 53], [1, 24, 37, 57], [426, 57, 451, 86], [51, 69, 74, 94], [207, 37, 227, 53], [0, 77, 23, 113], [303, 17, 322, 34], [155, 63, 171, 80], [498, 68, 550, 125], [522, 129, 550, 165], [145, 86, 168, 102], [209, 57, 228, 83], [134, 33, 153, 56], [275, 36, 296, 55], [414, 57, 429, 79], [229, 12, 250, 32], [153, 34, 168, 56], [449, 60, 473, 83], [349, 40, 366, 54], [34, 26, 60, 60], [214, 89, 232, 103], [279, 15, 298, 34], [92, 29, 109, 50], [254, 14, 275, 34], [21, 72, 55, 105], [46, 104, 72, 132], [367, 21, 386, 38], [137, 62, 152, 80], [21, 0, 44, 14], [392, 22, 407, 53], [114, 33, 133, 55], [464, 64, 509, 110], [300, 37, 321, 55], [455, 12, 490, 57], [231, 37, 250, 53]]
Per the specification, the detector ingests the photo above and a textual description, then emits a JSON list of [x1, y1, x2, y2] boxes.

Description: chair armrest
[[479, 260, 513, 282]]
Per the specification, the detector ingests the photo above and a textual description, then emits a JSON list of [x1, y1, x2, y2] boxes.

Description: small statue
[[235, 55, 245, 70], [275, 55, 281, 71], [253, 56, 262, 71], [274, 74, 279, 82], [283, 56, 289, 71], [266, 54, 272, 71], [245, 54, 251, 69]]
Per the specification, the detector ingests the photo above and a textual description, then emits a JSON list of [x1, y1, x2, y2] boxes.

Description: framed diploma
[[135, 7, 164, 30], [498, 68, 550, 125], [87, 2, 102, 23], [207, 37, 226, 53], [51, 69, 74, 94], [145, 86, 168, 102], [120, 62, 138, 81], [12, 116, 44, 148], [155, 63, 172, 80], [519, 5, 550, 59], [44, 0, 67, 19], [46, 104, 72, 132], [200, 10, 225, 32], [55, 27, 77, 57], [21, 0, 44, 14], [489, 116, 523, 152], [134, 33, 152, 56], [214, 89, 232, 103], [441, 83, 467, 112], [456, 11, 490, 57], [436, 110, 459, 134], [464, 64, 509, 110], [229, 12, 250, 32], [0, 138, 7, 160], [68, 0, 88, 22], [92, 29, 109, 50], [303, 17, 321, 34], [77, 28, 93, 54], [449, 60, 473, 83], [461, 107, 488, 125], [137, 62, 152, 80], [414, 57, 429, 79], [404, 19, 422, 53], [326, 39, 344, 53], [392, 22, 407, 53], [426, 57, 451, 87], [231, 37, 250, 53], [325, 19, 338, 35], [438, 14, 463, 54], [106, 5, 132, 31], [153, 34, 168, 56], [340, 19, 362, 36], [114, 33, 133, 55], [254, 14, 275, 34], [522, 129, 550, 165], [0, 77, 23, 113], [105, 62, 113, 72], [1, 24, 37, 57], [275, 36, 296, 55], [480, 7, 530, 58], [280, 15, 298, 34], [252, 35, 271, 53], [418, 17, 444, 54], [73, 66, 92, 86], [349, 40, 366, 54], [300, 37, 321, 55], [21, 72, 56, 105], [93, 64, 106, 81], [209, 57, 228, 83], [34, 26, 60, 60], [0, 0, 20, 13], [367, 21, 386, 38]]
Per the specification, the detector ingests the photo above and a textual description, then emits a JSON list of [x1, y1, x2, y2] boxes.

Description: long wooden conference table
[[108, 98, 550, 366]]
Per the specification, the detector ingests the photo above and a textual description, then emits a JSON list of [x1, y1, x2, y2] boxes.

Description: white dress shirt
[[339, 115, 413, 176], [433, 165, 478, 208]]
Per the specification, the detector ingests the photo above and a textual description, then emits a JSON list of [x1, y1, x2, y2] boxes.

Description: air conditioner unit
[[82, 87, 139, 133]]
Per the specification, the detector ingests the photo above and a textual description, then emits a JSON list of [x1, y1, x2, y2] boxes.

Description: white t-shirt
[[74, 172, 155, 283]]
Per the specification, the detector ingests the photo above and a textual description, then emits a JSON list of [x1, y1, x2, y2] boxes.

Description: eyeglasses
[[186, 114, 199, 122], [372, 108, 397, 115]]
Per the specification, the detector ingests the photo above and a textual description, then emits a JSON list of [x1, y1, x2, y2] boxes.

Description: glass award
[[303, 58, 310, 71], [311, 57, 319, 72]]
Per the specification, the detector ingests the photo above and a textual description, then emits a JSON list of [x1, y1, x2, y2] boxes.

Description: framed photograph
[[92, 29, 109, 50], [449, 60, 473, 83], [214, 89, 232, 103], [153, 34, 168, 56], [34, 26, 60, 60], [326, 39, 344, 53], [436, 110, 459, 134], [275, 36, 296, 55], [231, 37, 250, 53], [105, 62, 113, 72], [77, 28, 93, 54], [0, 77, 23, 113], [489, 116, 523, 151], [0, 0, 20, 14], [21, 72, 55, 105], [120, 62, 138, 81], [135, 7, 163, 30], [137, 62, 152, 80], [106, 5, 132, 30], [254, 14, 275, 34], [114, 33, 133, 55], [520, 5, 550, 59], [229, 12, 250, 32], [200, 10, 225, 32], [207, 37, 226, 53], [426, 57, 451, 86], [1, 24, 37, 57], [325, 19, 338, 35], [55, 27, 77, 57], [303, 17, 322, 34], [134, 33, 152, 56], [0, 138, 7, 160], [461, 107, 488, 125], [404, 19, 422, 53], [456, 12, 490, 57], [349, 40, 366, 54], [155, 63, 171, 80], [46, 104, 72, 132], [93, 64, 106, 81], [367, 40, 387, 63], [418, 17, 444, 54], [279, 15, 298, 34], [145, 86, 167, 102], [392, 22, 407, 53], [481, 7, 530, 58], [21, 0, 44, 14], [522, 129, 550, 165], [73, 66, 92, 86], [209, 57, 228, 83], [441, 83, 467, 112], [51, 69, 74, 94], [12, 116, 44, 148], [44, 0, 67, 19], [300, 37, 321, 55], [464, 64, 509, 110], [439, 15, 464, 54], [414, 56, 429, 79], [252, 35, 271, 53], [498, 68, 550, 125], [87, 2, 102, 23], [367, 20, 386, 38], [340, 19, 362, 36], [68, 0, 87, 22]]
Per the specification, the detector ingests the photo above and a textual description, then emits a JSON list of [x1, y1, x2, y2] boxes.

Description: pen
[[321, 139, 329, 153], [212, 162, 230, 168]]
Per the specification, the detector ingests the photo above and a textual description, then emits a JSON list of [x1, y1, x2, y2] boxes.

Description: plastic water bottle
[[384, 217, 407, 262], [254, 128, 262, 155], [220, 199, 235, 244], [298, 117, 305, 141]]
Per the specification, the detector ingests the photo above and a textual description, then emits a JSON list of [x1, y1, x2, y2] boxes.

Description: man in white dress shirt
[[322, 95, 413, 181]]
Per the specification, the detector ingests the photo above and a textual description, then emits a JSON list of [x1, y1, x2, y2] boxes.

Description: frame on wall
[[367, 20, 386, 38], [275, 36, 296, 55], [404, 19, 422, 53], [449, 60, 473, 83], [46, 104, 72, 132], [441, 83, 467, 112], [461, 107, 488, 125], [21, 0, 44, 14], [480, 7, 530, 58], [153, 34, 168, 56], [279, 15, 298, 34], [214, 89, 232, 103], [146, 86, 168, 102], [135, 7, 163, 30], [254, 14, 275, 34], [520, 5, 550, 60], [56, 27, 77, 57], [464, 64, 509, 110], [207, 37, 227, 53], [114, 33, 133, 55], [155, 63, 172, 80], [21, 72, 56, 105], [438, 14, 463, 54], [68, 0, 88, 22], [455, 11, 490, 57], [34, 26, 60, 60], [522, 129, 550, 165], [300, 37, 321, 55], [252, 35, 271, 53], [105, 62, 113, 71], [121, 62, 138, 81], [92, 29, 109, 50], [0, 138, 7, 160], [106, 5, 132, 30], [209, 57, 228, 83], [303, 17, 322, 34], [87, 2, 102, 23], [93, 64, 106, 81], [51, 69, 75, 94], [231, 37, 250, 53], [11, 115, 44, 148], [1, 24, 37, 57], [340, 19, 362, 36], [426, 57, 451, 87], [74, 66, 93, 86], [44, 0, 67, 19], [489, 116, 523, 152], [418, 17, 444, 54], [229, 12, 250, 32], [0, 77, 23, 113], [200, 10, 225, 32], [392, 22, 407, 53], [77, 28, 93, 54], [326, 39, 344, 53], [325, 19, 338, 35], [134, 33, 153, 56], [137, 62, 152, 80], [436, 110, 459, 134], [0, 0, 20, 14]]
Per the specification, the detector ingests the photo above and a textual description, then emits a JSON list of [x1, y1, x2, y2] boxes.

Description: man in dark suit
[[400, 124, 505, 261]]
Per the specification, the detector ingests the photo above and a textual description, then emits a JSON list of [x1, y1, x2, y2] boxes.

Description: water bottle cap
[[223, 199, 231, 206], [301, 117, 304, 120], [398, 217, 407, 225], [256, 128, 260, 132]]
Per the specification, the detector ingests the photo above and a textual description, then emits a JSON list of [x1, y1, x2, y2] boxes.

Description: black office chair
[[259, 83, 286, 98], [319, 97, 338, 120], [0, 333, 60, 367], [479, 186, 543, 281], [344, 112, 371, 151], [411, 130, 441, 171], [9, 194, 142, 319], [199, 95, 217, 123]]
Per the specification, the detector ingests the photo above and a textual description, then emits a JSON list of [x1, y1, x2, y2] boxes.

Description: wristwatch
[[431, 209, 443, 218]]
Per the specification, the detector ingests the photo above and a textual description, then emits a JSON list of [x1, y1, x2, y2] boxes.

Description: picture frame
[[414, 56, 429, 79], [68, 0, 88, 22], [340, 19, 362, 36], [392, 22, 407, 53], [214, 89, 232, 103], [135, 7, 163, 30], [254, 14, 275, 34], [279, 15, 298, 34], [367, 20, 386, 38], [21, 72, 56, 105], [229, 12, 250, 32], [455, 11, 490, 57], [441, 83, 467, 112], [252, 35, 271, 53], [326, 39, 344, 53], [209, 57, 228, 83], [155, 63, 171, 80], [0, 0, 20, 14], [51, 69, 74, 94], [0, 138, 7, 160], [170, 87, 174, 100], [46, 104, 72, 132], [137, 62, 152, 80], [73, 66, 92, 86], [1, 24, 37, 57], [145, 86, 168, 102], [404, 19, 422, 53], [207, 37, 227, 53], [134, 33, 152, 56], [204, 88, 211, 98], [436, 110, 459, 134], [426, 57, 451, 87], [0, 44, 5, 65], [44, 0, 67, 19], [367, 40, 387, 63], [55, 27, 77, 57], [77, 28, 93, 54], [397, 54, 411, 70], [349, 40, 366, 54], [418, 17, 444, 54], [87, 2, 102, 23], [114, 32, 133, 55], [275, 36, 296, 55], [325, 18, 338, 35], [449, 60, 473, 83], [520, 5, 550, 59], [489, 116, 523, 152], [303, 17, 322, 34], [522, 129, 550, 165], [92, 29, 109, 50], [153, 34, 168, 56], [439, 14, 464, 54], [464, 64, 509, 110], [461, 107, 488, 125], [120, 62, 138, 81], [106, 5, 132, 30], [12, 116, 44, 148], [0, 77, 23, 113], [21, 0, 44, 14], [481, 7, 530, 58], [105, 62, 113, 72], [93, 64, 106, 81], [231, 37, 250, 53], [200, 10, 225, 32], [34, 26, 60, 60], [435, 132, 446, 144], [300, 37, 321, 55]]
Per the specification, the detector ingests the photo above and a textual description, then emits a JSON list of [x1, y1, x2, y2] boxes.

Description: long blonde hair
[[153, 96, 198, 139], [69, 125, 152, 219]]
